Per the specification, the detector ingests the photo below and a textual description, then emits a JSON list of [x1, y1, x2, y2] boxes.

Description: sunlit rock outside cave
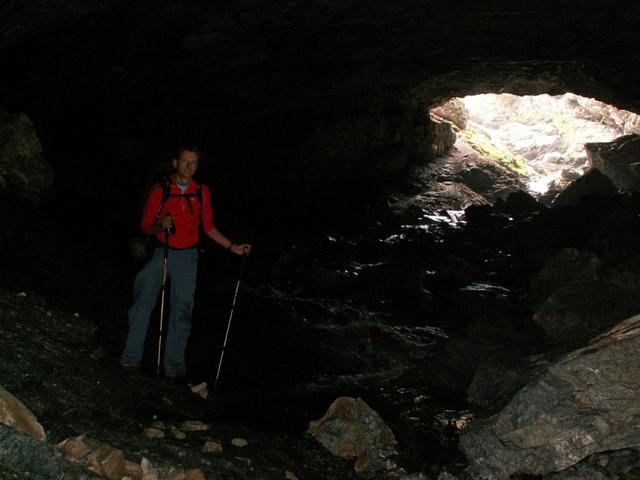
[[431, 93, 640, 203]]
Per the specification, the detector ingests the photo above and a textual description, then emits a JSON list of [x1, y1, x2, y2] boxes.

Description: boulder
[[308, 397, 398, 473], [450, 145, 528, 202], [0, 109, 54, 202], [424, 315, 548, 393], [466, 357, 548, 408], [459, 314, 640, 479], [533, 280, 640, 345], [586, 134, 640, 191], [600, 255, 640, 293], [0, 423, 63, 479], [587, 197, 640, 263], [464, 204, 511, 230], [545, 464, 608, 480], [0, 385, 46, 441], [552, 168, 618, 207], [586, 448, 640, 476], [431, 98, 469, 129], [429, 116, 458, 157], [495, 190, 544, 216], [529, 248, 601, 309]]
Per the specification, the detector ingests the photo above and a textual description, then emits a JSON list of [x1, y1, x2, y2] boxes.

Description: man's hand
[[161, 215, 174, 230], [150, 215, 174, 235], [230, 243, 252, 256]]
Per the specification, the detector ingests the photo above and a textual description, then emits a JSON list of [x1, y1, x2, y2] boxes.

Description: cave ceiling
[[1, 0, 640, 206], [2, 1, 639, 114]]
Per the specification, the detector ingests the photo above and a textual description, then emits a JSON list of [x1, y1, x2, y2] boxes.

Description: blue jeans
[[121, 247, 198, 376]]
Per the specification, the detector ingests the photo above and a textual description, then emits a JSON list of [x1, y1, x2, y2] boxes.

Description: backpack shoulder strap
[[153, 180, 172, 221]]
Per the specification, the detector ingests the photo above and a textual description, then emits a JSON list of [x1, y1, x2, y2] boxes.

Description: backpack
[[153, 179, 204, 220]]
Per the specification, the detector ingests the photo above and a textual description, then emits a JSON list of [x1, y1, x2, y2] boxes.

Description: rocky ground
[[0, 286, 369, 479], [4, 123, 640, 479]]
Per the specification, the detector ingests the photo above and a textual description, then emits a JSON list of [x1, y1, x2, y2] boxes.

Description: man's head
[[172, 145, 200, 183]]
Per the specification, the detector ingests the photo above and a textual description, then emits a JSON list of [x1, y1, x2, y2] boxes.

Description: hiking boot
[[119, 360, 139, 372]]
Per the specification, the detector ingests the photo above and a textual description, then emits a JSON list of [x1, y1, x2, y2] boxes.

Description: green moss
[[0, 112, 42, 160], [0, 111, 52, 201], [458, 126, 528, 176], [552, 115, 576, 147]]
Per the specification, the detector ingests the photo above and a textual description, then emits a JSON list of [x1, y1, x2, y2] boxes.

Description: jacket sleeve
[[201, 185, 216, 234], [140, 184, 164, 235]]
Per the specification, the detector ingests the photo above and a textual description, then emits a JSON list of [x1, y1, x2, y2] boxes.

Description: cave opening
[[430, 92, 640, 203]]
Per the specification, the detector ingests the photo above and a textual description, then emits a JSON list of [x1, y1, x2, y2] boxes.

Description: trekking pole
[[213, 248, 249, 394], [156, 228, 171, 379]]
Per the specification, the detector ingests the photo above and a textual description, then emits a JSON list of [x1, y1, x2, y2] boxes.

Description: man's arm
[[201, 185, 251, 255], [140, 185, 167, 235], [206, 226, 251, 256]]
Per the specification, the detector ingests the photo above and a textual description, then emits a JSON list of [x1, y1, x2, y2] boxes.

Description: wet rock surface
[[460, 314, 640, 479], [386, 137, 525, 218], [308, 397, 398, 473]]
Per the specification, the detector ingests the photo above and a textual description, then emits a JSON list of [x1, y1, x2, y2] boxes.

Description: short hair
[[174, 144, 200, 159]]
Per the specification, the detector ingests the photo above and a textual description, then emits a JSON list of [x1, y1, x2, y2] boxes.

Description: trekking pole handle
[[161, 214, 175, 235]]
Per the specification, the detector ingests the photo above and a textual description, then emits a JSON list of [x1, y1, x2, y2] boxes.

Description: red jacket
[[140, 177, 215, 249]]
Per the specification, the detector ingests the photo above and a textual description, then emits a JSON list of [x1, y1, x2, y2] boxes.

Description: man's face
[[173, 150, 199, 180]]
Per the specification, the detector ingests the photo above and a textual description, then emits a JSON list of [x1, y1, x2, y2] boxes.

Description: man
[[121, 145, 251, 379]]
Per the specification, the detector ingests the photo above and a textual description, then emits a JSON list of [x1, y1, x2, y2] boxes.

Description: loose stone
[[231, 437, 249, 447], [180, 420, 209, 431], [151, 420, 166, 430], [124, 461, 143, 478], [185, 469, 205, 480], [143, 427, 165, 439], [141, 457, 156, 475], [202, 440, 223, 453], [190, 382, 209, 399], [100, 449, 127, 480], [56, 435, 93, 461]]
